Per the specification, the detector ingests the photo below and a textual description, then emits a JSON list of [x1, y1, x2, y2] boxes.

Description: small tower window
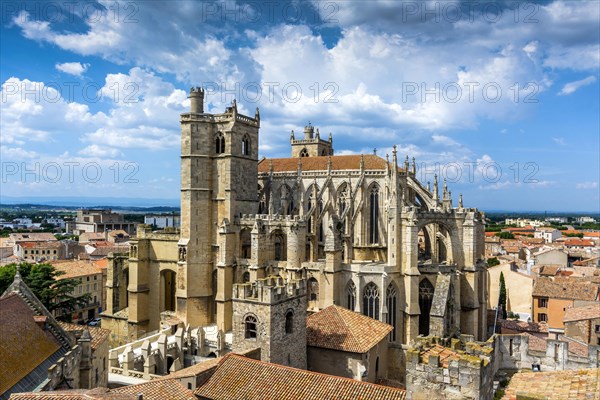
[[285, 310, 294, 334], [244, 315, 257, 339], [242, 135, 250, 156], [300, 148, 309, 157], [215, 133, 225, 154]]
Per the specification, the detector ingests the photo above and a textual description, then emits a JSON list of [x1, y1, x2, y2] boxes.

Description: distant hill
[[0, 196, 180, 210]]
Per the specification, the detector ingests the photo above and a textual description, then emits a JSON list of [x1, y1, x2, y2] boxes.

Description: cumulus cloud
[[558, 76, 597, 95], [55, 62, 89, 76]]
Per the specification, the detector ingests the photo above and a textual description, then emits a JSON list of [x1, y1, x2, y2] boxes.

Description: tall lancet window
[[363, 282, 380, 320], [369, 185, 380, 244]]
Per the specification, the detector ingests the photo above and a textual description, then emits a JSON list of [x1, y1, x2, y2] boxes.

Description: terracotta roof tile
[[195, 354, 406, 400], [0, 294, 61, 396], [258, 154, 395, 173], [499, 319, 548, 333], [58, 322, 110, 351], [9, 388, 133, 399], [18, 241, 62, 249], [110, 379, 195, 400], [501, 368, 600, 400], [307, 305, 392, 353], [419, 344, 461, 368], [532, 277, 599, 301], [563, 304, 600, 322], [523, 333, 547, 352], [564, 238, 595, 247], [50, 260, 103, 280]]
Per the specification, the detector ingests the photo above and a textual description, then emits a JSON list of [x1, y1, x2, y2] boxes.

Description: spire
[[433, 174, 439, 202], [329, 132, 332, 142], [360, 154, 365, 172], [392, 145, 398, 167], [316, 128, 320, 139], [443, 178, 448, 198], [459, 193, 464, 208], [255, 107, 260, 121], [404, 155, 409, 171], [290, 129, 295, 141], [427, 181, 431, 192], [412, 157, 416, 174]]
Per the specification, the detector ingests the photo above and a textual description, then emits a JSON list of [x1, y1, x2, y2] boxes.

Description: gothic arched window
[[386, 283, 397, 342], [308, 277, 319, 309], [245, 315, 257, 339], [215, 133, 225, 154], [346, 281, 356, 311], [369, 185, 380, 244], [285, 310, 294, 334], [242, 135, 250, 156], [419, 278, 435, 336], [300, 148, 309, 157], [363, 282, 380, 320]]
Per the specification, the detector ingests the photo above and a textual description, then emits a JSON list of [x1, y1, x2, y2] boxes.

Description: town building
[[144, 214, 180, 229], [563, 304, 600, 346], [14, 241, 64, 262], [533, 227, 562, 243], [51, 260, 106, 322], [67, 210, 137, 236], [531, 276, 600, 335]]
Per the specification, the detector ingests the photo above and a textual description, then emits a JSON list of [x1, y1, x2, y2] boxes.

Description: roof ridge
[[332, 305, 364, 350]]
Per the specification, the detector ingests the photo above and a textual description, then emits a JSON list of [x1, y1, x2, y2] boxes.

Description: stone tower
[[290, 123, 333, 157], [232, 276, 307, 369], [179, 89, 260, 328]]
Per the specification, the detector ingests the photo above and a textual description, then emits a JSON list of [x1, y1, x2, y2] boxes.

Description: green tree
[[487, 257, 500, 267], [495, 231, 515, 240], [498, 272, 507, 319], [0, 262, 90, 322]]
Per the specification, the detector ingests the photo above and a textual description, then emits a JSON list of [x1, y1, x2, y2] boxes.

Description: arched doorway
[[419, 278, 435, 336]]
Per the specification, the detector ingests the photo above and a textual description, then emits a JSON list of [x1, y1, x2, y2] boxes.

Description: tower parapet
[[290, 122, 334, 157], [188, 86, 205, 114], [233, 276, 306, 304]]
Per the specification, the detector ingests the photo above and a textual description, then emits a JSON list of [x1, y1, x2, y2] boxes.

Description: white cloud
[[558, 76, 597, 96], [55, 62, 89, 77], [552, 137, 566, 146], [79, 145, 122, 158], [576, 182, 598, 189]]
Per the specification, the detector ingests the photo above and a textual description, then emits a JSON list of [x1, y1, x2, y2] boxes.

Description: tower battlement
[[233, 277, 306, 304]]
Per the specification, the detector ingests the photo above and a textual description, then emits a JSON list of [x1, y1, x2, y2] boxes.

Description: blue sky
[[1, 0, 599, 212]]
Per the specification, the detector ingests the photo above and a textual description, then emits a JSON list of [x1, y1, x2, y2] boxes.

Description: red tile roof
[[58, 322, 110, 351], [564, 238, 595, 247], [307, 305, 392, 353], [258, 154, 395, 173], [0, 294, 61, 396], [501, 368, 600, 400], [18, 241, 62, 249], [419, 344, 461, 368], [532, 277, 599, 301], [194, 354, 406, 400], [50, 260, 103, 280], [110, 379, 196, 400], [499, 319, 548, 334], [8, 388, 133, 399], [563, 304, 600, 322]]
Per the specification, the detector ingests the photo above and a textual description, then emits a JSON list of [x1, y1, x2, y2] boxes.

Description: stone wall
[[232, 277, 307, 369], [564, 317, 600, 345]]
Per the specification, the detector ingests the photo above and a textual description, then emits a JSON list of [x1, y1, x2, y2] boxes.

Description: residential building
[[504, 218, 545, 227], [487, 262, 533, 318], [51, 260, 105, 322], [563, 304, 600, 346], [68, 209, 137, 236], [144, 214, 180, 229], [534, 227, 562, 243], [14, 241, 64, 262], [531, 276, 599, 333], [43, 217, 66, 229], [576, 216, 597, 224]]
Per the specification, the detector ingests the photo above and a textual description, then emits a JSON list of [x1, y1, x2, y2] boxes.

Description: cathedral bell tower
[[179, 87, 260, 328]]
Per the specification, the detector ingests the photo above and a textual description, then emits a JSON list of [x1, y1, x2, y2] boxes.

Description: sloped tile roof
[[532, 277, 599, 301], [306, 305, 392, 353], [194, 354, 406, 400], [499, 319, 548, 333], [419, 344, 461, 368], [502, 368, 600, 400], [258, 154, 396, 173], [564, 304, 600, 322], [58, 323, 110, 351], [110, 378, 196, 400], [8, 388, 133, 399], [51, 260, 103, 279], [0, 294, 61, 396]]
